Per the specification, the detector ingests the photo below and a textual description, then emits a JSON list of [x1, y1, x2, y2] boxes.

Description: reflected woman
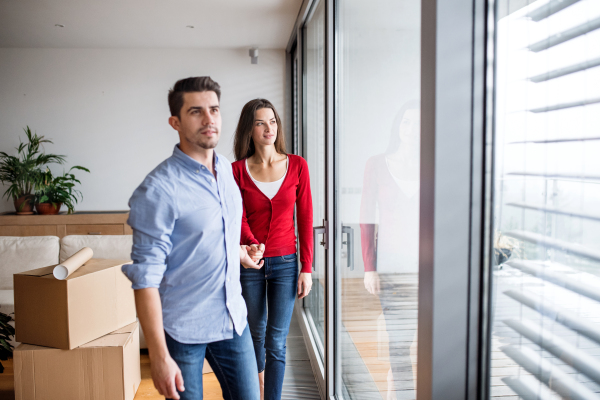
[[360, 100, 420, 397], [232, 99, 314, 400]]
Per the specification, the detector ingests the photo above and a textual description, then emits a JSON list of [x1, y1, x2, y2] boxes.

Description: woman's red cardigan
[[232, 154, 313, 273]]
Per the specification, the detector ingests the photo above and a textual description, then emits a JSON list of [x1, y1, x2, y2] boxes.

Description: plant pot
[[35, 202, 62, 215], [13, 195, 35, 215]]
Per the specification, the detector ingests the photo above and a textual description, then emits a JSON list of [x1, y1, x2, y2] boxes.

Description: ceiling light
[[55, 24, 65, 28], [186, 25, 194, 29]]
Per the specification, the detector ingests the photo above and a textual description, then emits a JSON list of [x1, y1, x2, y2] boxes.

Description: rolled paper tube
[[53, 247, 94, 280]]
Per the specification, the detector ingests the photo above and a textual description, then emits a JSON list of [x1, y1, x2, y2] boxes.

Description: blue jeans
[[240, 253, 299, 400], [165, 325, 259, 400]]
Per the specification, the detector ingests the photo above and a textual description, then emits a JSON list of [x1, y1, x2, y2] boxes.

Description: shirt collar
[[172, 144, 220, 172]]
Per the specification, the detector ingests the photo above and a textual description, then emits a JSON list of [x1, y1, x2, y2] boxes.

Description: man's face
[[170, 91, 221, 150]]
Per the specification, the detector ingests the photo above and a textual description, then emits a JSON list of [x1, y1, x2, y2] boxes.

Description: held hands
[[248, 243, 265, 263], [240, 245, 265, 269], [364, 271, 381, 295], [150, 354, 185, 399], [298, 272, 312, 299]]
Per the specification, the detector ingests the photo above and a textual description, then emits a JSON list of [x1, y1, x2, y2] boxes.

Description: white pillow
[[60, 235, 133, 263], [0, 236, 60, 290]]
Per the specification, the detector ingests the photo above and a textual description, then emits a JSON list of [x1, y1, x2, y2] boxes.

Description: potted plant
[[35, 166, 90, 215], [0, 127, 65, 214], [0, 311, 14, 374], [493, 231, 520, 268]]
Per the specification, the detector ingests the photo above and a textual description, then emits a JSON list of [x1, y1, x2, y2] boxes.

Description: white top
[[385, 157, 419, 198], [245, 157, 288, 200]]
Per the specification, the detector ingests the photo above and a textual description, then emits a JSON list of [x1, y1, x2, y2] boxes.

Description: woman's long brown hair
[[234, 99, 286, 161]]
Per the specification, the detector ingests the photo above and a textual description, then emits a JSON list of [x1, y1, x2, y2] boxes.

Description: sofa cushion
[[0, 289, 14, 316], [60, 235, 133, 263], [0, 236, 60, 290]]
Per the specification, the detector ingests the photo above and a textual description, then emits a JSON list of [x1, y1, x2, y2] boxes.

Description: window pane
[[335, 0, 421, 398], [488, 0, 600, 398]]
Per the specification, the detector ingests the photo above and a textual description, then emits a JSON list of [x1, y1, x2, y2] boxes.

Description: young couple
[[122, 76, 313, 400]]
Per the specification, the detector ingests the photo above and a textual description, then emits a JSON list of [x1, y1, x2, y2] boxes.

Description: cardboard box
[[14, 258, 136, 349], [14, 321, 141, 400]]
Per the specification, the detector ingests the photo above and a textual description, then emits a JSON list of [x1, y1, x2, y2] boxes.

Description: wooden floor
[[0, 306, 319, 400]]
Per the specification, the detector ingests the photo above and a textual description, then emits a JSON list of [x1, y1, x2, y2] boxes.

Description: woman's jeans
[[165, 325, 259, 400], [240, 253, 299, 400]]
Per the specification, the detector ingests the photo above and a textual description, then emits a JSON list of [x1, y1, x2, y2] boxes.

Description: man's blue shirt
[[122, 145, 247, 344]]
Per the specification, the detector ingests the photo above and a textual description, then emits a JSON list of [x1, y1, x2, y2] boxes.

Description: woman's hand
[[364, 271, 380, 295], [240, 245, 264, 269], [247, 243, 265, 263], [297, 272, 312, 299]]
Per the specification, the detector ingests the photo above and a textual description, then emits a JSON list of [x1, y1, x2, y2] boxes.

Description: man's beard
[[198, 138, 218, 149], [193, 128, 219, 149]]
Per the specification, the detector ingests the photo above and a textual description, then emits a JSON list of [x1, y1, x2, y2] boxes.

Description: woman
[[232, 98, 313, 400], [360, 100, 420, 396]]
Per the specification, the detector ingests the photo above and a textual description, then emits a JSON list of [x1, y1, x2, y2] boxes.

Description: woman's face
[[251, 107, 278, 147], [398, 109, 420, 146]]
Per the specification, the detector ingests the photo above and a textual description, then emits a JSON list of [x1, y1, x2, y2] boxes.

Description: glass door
[[334, 0, 421, 398], [303, 0, 327, 361]]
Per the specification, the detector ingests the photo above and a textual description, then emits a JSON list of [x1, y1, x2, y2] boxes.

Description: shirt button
[[227, 277, 230, 282], [211, 178, 215, 183], [226, 302, 230, 307], [195, 169, 199, 173], [202, 166, 206, 169]]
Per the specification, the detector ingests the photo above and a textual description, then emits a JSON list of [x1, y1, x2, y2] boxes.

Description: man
[[123, 77, 262, 400]]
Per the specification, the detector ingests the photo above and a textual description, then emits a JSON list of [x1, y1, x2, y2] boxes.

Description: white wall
[[0, 48, 286, 212]]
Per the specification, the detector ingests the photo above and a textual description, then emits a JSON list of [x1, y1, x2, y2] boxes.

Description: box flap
[[81, 333, 131, 348], [112, 321, 139, 334], [15, 265, 55, 277], [15, 322, 139, 352], [14, 259, 132, 279], [67, 259, 132, 280], [14, 343, 47, 352], [79, 322, 138, 348]]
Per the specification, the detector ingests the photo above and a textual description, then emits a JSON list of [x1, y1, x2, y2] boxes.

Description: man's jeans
[[240, 253, 298, 400], [165, 325, 259, 400]]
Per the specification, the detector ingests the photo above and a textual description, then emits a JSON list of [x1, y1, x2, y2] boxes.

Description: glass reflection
[[360, 101, 420, 396], [335, 1, 420, 397]]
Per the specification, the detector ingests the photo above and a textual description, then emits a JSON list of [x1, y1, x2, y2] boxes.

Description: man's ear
[[168, 115, 181, 131]]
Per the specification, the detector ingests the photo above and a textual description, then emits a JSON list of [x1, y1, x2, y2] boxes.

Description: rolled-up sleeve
[[122, 181, 176, 290]]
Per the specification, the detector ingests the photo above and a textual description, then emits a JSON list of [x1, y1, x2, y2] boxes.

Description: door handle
[[342, 224, 354, 271], [313, 225, 327, 272]]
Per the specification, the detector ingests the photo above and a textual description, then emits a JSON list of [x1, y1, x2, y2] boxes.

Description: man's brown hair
[[234, 99, 286, 161], [168, 77, 221, 118]]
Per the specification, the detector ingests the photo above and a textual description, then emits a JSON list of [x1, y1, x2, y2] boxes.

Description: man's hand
[[240, 245, 265, 269], [364, 271, 381, 295], [134, 288, 184, 399], [247, 243, 265, 263], [150, 354, 185, 399], [297, 272, 312, 299]]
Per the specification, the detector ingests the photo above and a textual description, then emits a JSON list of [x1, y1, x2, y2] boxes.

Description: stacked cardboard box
[[12, 258, 141, 400]]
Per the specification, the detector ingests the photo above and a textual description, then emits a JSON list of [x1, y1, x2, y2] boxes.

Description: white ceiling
[[0, 0, 303, 49]]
